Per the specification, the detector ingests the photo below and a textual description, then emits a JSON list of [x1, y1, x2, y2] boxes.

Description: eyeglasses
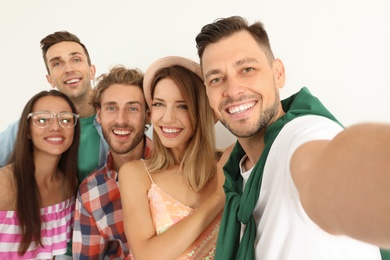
[[27, 111, 79, 128]]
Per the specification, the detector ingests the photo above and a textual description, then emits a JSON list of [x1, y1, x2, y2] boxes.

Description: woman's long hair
[[148, 65, 216, 192], [7, 90, 80, 255]]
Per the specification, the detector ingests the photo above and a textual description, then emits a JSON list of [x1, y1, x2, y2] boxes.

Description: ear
[[145, 109, 152, 125], [46, 75, 56, 89], [89, 65, 97, 80], [144, 109, 152, 132], [273, 58, 286, 89], [96, 108, 102, 124]]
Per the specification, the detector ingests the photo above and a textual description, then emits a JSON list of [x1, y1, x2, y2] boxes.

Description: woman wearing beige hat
[[119, 56, 225, 259]]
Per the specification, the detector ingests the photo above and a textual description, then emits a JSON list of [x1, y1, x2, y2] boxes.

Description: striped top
[[0, 197, 75, 259]]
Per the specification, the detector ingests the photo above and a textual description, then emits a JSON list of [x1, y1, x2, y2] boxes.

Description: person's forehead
[[46, 41, 86, 59], [201, 31, 264, 74], [33, 96, 70, 111], [101, 84, 145, 104]]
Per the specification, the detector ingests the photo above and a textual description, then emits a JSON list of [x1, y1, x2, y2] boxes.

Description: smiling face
[[96, 84, 149, 155], [151, 78, 194, 154], [201, 30, 286, 138], [29, 96, 75, 158], [45, 41, 96, 100]]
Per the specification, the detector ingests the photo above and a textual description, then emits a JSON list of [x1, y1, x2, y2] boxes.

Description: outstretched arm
[[0, 120, 19, 167], [118, 160, 224, 260], [292, 123, 390, 248]]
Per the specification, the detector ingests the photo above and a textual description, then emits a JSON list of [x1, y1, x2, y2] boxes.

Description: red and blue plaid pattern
[[72, 137, 152, 259]]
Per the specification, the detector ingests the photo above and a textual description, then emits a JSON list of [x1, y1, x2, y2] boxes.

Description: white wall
[[1, 0, 389, 149]]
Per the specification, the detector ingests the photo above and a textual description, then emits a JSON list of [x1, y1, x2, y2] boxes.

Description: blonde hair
[[148, 65, 216, 191]]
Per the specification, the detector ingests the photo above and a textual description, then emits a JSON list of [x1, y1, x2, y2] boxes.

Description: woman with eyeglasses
[[0, 90, 80, 259]]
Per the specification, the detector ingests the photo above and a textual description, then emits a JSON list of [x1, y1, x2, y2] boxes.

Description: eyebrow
[[204, 57, 259, 80], [32, 110, 72, 114], [204, 69, 221, 80], [126, 101, 142, 106], [234, 57, 259, 66], [153, 97, 186, 104], [102, 101, 142, 106], [48, 51, 84, 64]]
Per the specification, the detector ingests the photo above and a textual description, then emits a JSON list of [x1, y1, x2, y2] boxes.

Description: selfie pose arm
[[293, 123, 390, 248]]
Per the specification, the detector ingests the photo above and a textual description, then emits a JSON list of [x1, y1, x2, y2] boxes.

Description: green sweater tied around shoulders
[[215, 87, 341, 259], [215, 87, 390, 259]]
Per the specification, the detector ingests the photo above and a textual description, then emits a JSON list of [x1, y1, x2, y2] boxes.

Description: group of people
[[0, 15, 389, 260]]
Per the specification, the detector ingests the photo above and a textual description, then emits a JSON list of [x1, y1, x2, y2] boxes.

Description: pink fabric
[[128, 163, 221, 259], [0, 197, 75, 259], [148, 184, 222, 259]]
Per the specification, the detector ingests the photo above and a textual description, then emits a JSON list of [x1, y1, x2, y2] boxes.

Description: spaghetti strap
[[141, 159, 154, 184]]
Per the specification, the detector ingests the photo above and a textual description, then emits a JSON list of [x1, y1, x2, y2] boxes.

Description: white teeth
[[47, 137, 63, 142], [66, 78, 80, 84], [228, 102, 255, 114], [113, 130, 130, 135], [162, 127, 180, 133]]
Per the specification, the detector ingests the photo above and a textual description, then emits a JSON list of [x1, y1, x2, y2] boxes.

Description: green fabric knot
[[215, 87, 340, 259]]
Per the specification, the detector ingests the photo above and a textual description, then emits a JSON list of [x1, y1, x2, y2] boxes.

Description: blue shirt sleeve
[[0, 119, 19, 167], [93, 116, 109, 166]]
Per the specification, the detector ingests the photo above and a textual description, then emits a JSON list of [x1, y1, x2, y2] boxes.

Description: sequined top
[[128, 163, 221, 260]]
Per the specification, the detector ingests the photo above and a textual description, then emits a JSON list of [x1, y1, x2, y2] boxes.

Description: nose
[[64, 62, 75, 73], [48, 116, 61, 131], [224, 76, 245, 97], [161, 107, 175, 123], [116, 109, 127, 124]]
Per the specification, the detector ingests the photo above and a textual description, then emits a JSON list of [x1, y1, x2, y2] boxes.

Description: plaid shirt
[[72, 136, 152, 259]]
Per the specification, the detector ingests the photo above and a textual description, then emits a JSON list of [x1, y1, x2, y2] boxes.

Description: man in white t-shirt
[[196, 16, 390, 259]]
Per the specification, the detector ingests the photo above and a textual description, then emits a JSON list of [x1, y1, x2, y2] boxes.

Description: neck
[[237, 132, 265, 170], [71, 99, 95, 118], [238, 107, 286, 169], [34, 156, 61, 187], [171, 146, 186, 163], [111, 137, 145, 172], [70, 88, 96, 118], [75, 102, 95, 118]]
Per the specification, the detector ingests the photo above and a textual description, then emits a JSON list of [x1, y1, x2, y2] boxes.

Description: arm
[[72, 190, 105, 259], [0, 165, 15, 210], [0, 120, 19, 167], [118, 160, 224, 260], [292, 123, 390, 248]]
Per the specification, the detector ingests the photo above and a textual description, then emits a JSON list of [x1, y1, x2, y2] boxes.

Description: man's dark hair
[[40, 31, 92, 74], [196, 16, 275, 65]]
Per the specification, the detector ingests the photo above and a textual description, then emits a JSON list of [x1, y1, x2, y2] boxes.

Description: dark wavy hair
[[8, 89, 80, 255]]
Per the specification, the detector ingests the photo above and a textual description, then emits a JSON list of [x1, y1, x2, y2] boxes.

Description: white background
[[1, 0, 389, 148]]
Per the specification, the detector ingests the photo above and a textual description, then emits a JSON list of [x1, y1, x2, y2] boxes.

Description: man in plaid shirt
[[73, 66, 153, 259]]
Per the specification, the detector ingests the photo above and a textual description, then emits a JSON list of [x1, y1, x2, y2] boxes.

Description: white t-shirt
[[241, 115, 380, 260]]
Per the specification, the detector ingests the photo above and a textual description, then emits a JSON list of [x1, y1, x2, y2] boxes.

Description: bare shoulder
[[120, 160, 146, 175], [218, 143, 235, 165], [118, 160, 152, 205], [0, 165, 17, 210], [118, 160, 150, 184]]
